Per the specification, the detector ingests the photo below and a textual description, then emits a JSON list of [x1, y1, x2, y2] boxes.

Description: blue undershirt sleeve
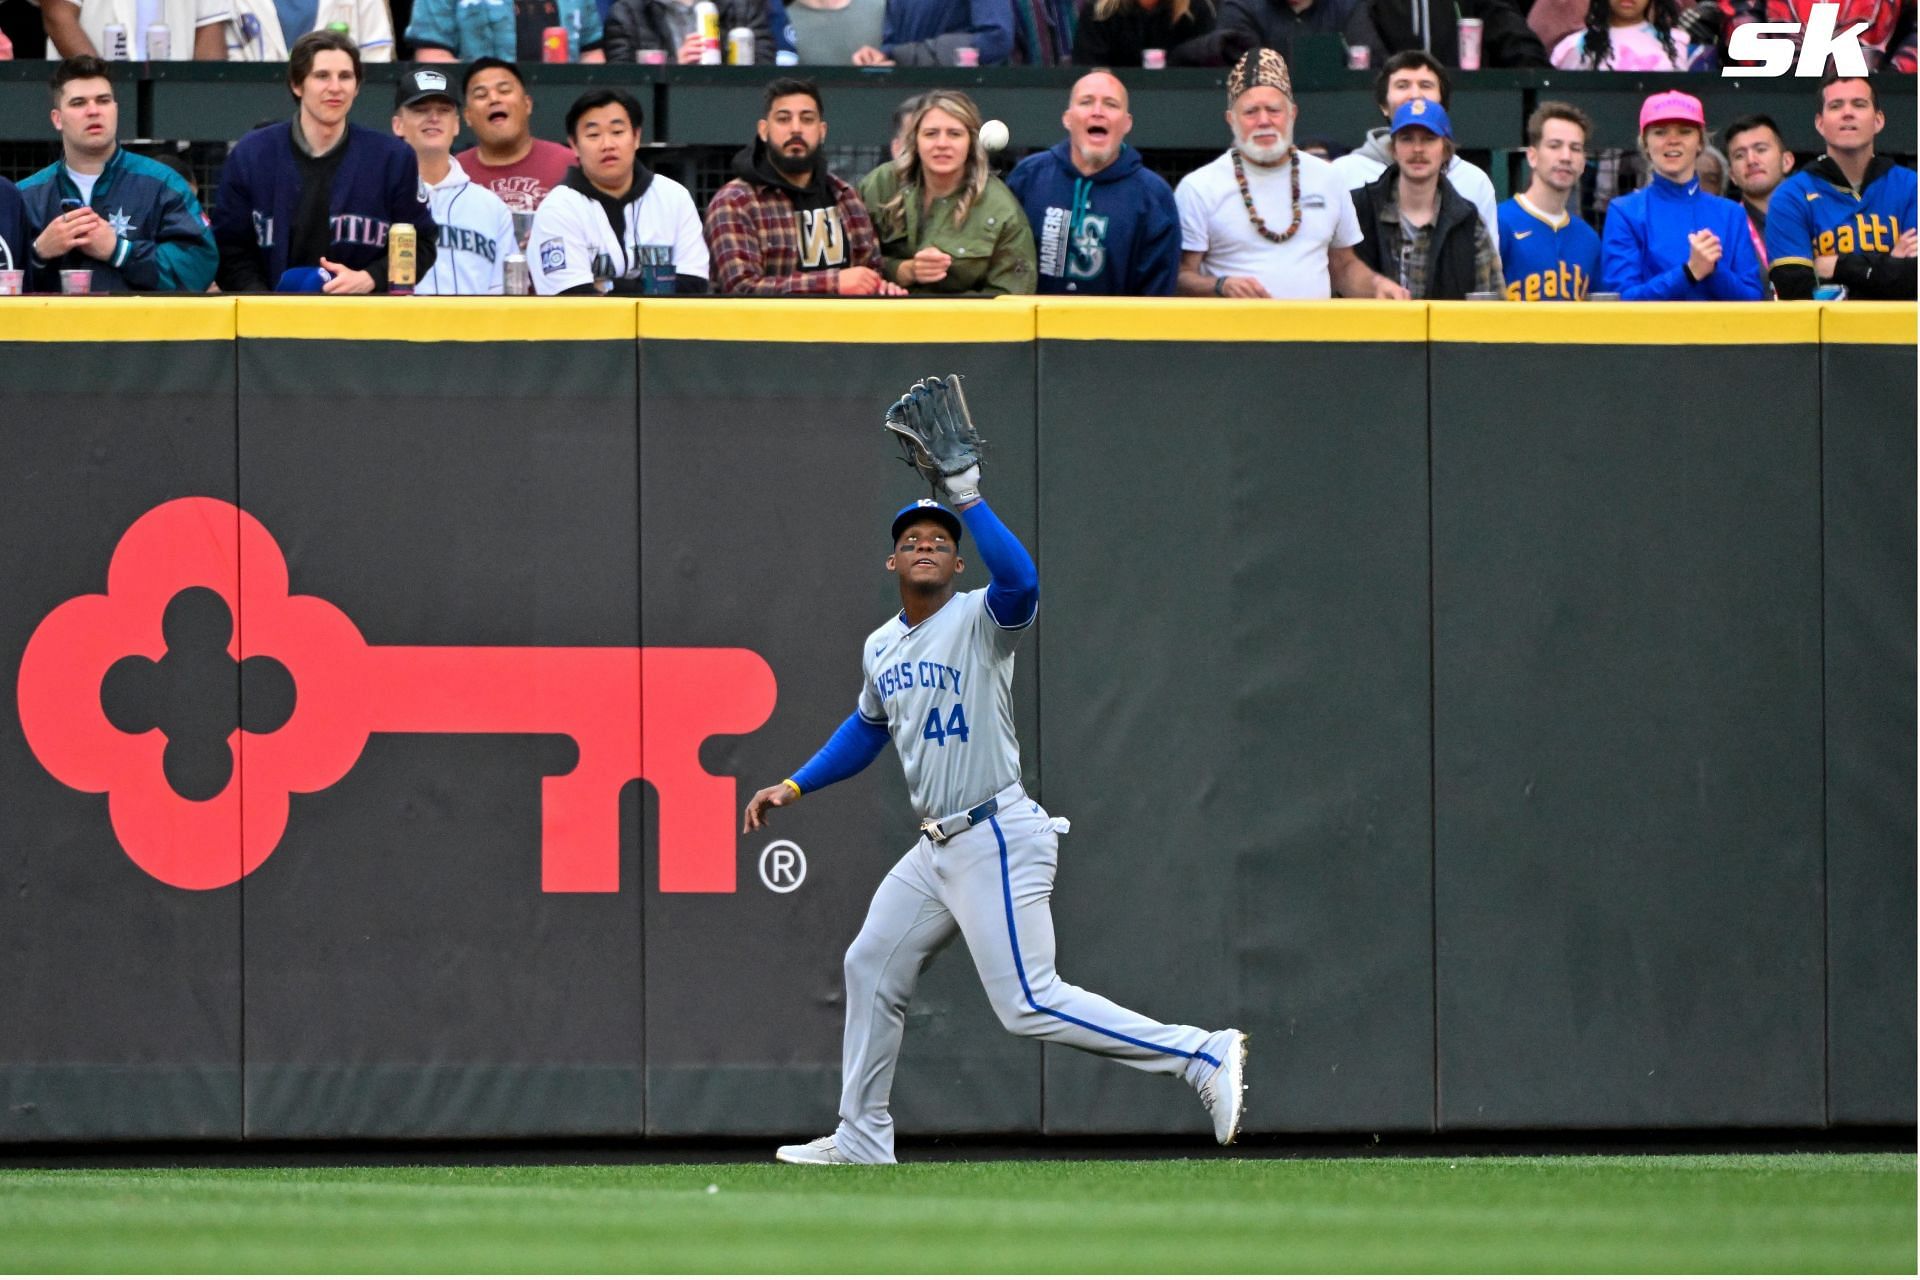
[[790, 712, 891, 794], [960, 498, 1039, 629]]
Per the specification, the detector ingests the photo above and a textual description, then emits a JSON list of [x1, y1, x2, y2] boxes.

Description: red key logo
[[16, 497, 777, 893]]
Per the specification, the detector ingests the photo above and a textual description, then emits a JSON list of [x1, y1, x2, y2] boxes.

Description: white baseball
[[980, 119, 1010, 153]]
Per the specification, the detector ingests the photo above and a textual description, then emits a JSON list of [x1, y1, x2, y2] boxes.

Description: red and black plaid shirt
[[703, 172, 884, 295]]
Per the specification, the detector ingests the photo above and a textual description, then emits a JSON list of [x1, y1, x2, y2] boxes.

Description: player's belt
[[919, 796, 1000, 845]]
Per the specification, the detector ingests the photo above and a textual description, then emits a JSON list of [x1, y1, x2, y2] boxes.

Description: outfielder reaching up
[[745, 375, 1247, 1166]]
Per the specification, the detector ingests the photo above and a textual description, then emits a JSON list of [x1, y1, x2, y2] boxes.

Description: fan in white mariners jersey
[[744, 378, 1248, 1166], [391, 69, 516, 295], [528, 88, 709, 296]]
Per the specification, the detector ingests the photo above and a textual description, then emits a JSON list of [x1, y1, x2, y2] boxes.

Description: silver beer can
[[102, 24, 129, 59], [504, 253, 531, 296], [1347, 42, 1371, 69], [146, 22, 170, 59], [727, 26, 754, 64]]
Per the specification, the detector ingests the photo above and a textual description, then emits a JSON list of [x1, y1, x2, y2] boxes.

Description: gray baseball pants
[[832, 783, 1229, 1164]]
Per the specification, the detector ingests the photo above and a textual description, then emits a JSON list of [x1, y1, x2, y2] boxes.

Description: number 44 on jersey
[[923, 704, 971, 746]]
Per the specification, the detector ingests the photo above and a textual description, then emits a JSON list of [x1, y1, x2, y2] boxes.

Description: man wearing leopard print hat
[[1174, 46, 1408, 301]]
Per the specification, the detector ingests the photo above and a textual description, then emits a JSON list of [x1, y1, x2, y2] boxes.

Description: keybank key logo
[[1724, 3, 1872, 76], [17, 498, 777, 894]]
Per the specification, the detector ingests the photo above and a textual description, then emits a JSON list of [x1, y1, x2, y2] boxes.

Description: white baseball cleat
[[1196, 1030, 1249, 1145], [775, 1135, 855, 1165]]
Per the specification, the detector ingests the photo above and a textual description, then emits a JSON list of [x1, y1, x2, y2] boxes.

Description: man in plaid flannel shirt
[[704, 77, 906, 296]]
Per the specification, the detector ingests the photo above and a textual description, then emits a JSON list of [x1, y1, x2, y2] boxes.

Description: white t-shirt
[[1175, 148, 1362, 299], [65, 168, 100, 205], [416, 157, 516, 296], [1330, 144, 1502, 268], [528, 170, 709, 296], [60, 0, 231, 60]]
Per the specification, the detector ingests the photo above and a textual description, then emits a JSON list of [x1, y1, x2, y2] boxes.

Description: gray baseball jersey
[[856, 587, 1021, 821]]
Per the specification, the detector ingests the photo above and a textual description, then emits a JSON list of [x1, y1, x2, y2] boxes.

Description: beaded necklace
[[1231, 147, 1303, 244]]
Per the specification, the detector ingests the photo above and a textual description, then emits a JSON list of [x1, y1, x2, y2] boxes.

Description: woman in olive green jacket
[[858, 91, 1037, 296]]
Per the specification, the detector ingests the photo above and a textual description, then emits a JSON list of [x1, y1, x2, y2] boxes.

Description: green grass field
[[0, 1152, 1910, 1273]]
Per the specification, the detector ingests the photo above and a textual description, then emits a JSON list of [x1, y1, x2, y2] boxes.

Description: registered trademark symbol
[[759, 840, 807, 893]]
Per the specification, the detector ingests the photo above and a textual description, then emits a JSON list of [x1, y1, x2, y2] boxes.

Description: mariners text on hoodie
[[1006, 140, 1179, 296]]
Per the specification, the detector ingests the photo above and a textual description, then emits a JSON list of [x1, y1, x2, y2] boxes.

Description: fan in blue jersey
[[1764, 73, 1917, 301], [1599, 90, 1763, 302], [1498, 101, 1601, 302], [211, 31, 437, 294]]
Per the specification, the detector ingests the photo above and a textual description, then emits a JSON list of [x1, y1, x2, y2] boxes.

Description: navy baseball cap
[[1389, 97, 1452, 140], [396, 67, 457, 110], [891, 499, 963, 545]]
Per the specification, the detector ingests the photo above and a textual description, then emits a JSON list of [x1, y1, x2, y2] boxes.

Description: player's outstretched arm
[[742, 712, 891, 831], [960, 499, 1039, 629]]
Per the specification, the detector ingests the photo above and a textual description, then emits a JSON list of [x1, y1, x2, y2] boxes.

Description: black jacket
[[1350, 164, 1484, 300], [1364, 0, 1547, 67], [1071, 0, 1247, 66], [1216, 0, 1374, 56]]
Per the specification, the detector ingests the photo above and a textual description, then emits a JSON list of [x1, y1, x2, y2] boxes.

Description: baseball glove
[[884, 374, 984, 504]]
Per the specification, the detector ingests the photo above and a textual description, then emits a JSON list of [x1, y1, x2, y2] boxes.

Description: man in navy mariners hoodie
[[212, 31, 436, 294], [20, 57, 216, 293], [1006, 71, 1179, 296]]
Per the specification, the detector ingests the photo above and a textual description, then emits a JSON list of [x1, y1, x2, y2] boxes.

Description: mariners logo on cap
[[416, 70, 448, 92], [1410, 99, 1426, 116]]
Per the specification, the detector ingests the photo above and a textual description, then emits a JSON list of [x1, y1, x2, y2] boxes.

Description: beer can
[[102, 24, 129, 60], [1346, 42, 1370, 70], [387, 223, 417, 295], [727, 26, 754, 64], [145, 22, 170, 59], [1457, 17, 1483, 70], [695, 1, 722, 62], [1141, 48, 1166, 69], [504, 253, 531, 296], [542, 25, 569, 61], [954, 45, 979, 66]]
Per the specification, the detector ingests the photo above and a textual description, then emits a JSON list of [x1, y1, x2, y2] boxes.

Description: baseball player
[[391, 68, 515, 295], [744, 376, 1247, 1167]]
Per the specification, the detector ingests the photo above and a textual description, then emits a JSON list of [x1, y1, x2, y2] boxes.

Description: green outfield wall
[[0, 297, 1910, 1141]]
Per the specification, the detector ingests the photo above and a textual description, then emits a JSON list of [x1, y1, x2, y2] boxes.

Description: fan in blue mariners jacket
[[1765, 73, 1916, 301], [20, 57, 216, 293], [1599, 90, 1763, 302], [1006, 71, 1179, 296], [211, 31, 436, 294], [1497, 101, 1600, 301]]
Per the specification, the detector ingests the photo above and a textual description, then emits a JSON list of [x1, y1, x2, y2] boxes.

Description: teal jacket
[[20, 147, 217, 293], [406, 0, 605, 59]]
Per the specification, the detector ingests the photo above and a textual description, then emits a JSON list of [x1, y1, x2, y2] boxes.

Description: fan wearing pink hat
[[1598, 91, 1765, 301]]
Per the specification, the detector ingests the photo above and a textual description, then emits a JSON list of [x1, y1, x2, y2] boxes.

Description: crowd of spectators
[[8, 0, 1918, 69], [0, 35, 1912, 301]]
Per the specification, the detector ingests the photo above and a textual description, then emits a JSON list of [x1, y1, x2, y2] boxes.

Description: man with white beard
[[1174, 46, 1406, 300]]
